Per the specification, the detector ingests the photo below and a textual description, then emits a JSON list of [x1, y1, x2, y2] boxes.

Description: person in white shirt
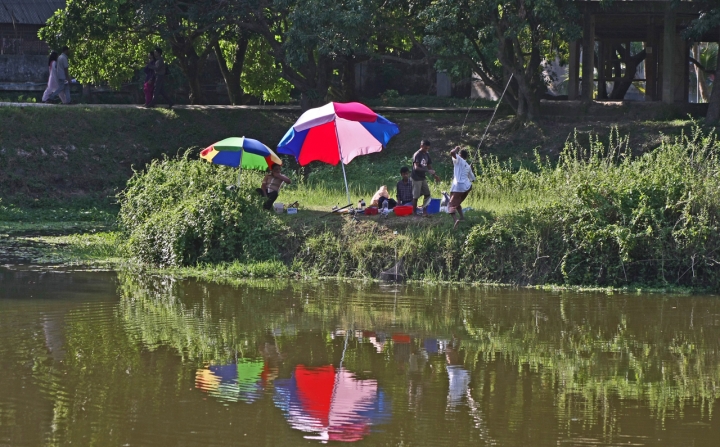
[[448, 146, 475, 228]]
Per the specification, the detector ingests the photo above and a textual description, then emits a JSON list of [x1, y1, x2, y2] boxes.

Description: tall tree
[[422, 0, 581, 123]]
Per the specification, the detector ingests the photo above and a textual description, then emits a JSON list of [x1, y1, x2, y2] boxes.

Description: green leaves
[[118, 152, 287, 267]]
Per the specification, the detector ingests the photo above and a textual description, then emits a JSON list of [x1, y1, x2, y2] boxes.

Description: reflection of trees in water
[[116, 273, 720, 443], [459, 295, 720, 439]]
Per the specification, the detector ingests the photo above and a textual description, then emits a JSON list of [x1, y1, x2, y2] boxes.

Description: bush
[[118, 152, 286, 267], [466, 124, 720, 289]]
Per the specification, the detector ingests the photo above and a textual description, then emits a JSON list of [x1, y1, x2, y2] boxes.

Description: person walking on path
[[42, 52, 60, 103], [142, 52, 156, 107], [146, 48, 173, 109], [448, 146, 475, 229], [46, 46, 71, 104], [411, 139, 440, 217]]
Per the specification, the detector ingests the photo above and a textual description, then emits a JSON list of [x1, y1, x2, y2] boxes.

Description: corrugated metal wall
[[0, 1, 65, 25]]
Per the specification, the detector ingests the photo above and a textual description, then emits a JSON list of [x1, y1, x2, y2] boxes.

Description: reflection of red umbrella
[[274, 365, 389, 442]]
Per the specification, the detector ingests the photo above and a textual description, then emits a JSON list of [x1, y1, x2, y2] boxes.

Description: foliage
[[238, 37, 293, 103], [40, 0, 160, 88], [465, 124, 720, 288], [117, 152, 288, 266]]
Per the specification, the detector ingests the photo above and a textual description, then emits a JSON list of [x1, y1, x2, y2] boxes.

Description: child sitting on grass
[[257, 164, 291, 210]]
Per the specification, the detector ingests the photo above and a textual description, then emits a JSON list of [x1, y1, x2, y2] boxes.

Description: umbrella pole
[[237, 152, 243, 186], [334, 126, 352, 205]]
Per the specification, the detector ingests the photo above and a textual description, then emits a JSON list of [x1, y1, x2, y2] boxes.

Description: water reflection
[[1, 268, 720, 446], [274, 365, 389, 442], [195, 359, 266, 403]]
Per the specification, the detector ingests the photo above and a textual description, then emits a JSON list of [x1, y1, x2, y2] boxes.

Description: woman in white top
[[42, 52, 60, 103], [449, 146, 475, 228]]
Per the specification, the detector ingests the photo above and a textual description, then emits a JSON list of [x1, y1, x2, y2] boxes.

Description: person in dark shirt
[[146, 47, 174, 109], [396, 166, 413, 205], [411, 139, 440, 216]]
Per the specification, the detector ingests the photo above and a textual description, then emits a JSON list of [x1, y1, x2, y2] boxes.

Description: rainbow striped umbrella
[[201, 137, 282, 169]]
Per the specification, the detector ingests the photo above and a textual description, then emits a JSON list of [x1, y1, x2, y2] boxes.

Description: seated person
[[396, 166, 413, 205], [256, 164, 291, 210], [371, 185, 397, 209]]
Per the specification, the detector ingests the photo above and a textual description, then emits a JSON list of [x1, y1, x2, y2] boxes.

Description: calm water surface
[[1, 267, 719, 446]]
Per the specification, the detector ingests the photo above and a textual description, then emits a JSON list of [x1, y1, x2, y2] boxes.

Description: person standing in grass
[[257, 164, 292, 210], [396, 166, 413, 205], [411, 139, 440, 217], [448, 146, 475, 229]]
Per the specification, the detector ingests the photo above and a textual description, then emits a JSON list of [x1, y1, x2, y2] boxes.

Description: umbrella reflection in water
[[274, 365, 390, 442], [195, 359, 266, 403]]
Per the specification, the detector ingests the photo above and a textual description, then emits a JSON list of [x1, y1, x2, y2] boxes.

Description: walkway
[[0, 101, 493, 114]]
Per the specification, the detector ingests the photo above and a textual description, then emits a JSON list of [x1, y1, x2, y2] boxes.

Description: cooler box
[[364, 207, 378, 215], [393, 205, 413, 216], [426, 198, 441, 214]]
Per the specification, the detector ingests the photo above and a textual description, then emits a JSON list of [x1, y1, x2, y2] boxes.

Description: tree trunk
[[608, 46, 646, 100], [172, 41, 207, 105], [340, 56, 357, 102], [214, 37, 248, 105], [693, 44, 710, 102], [298, 56, 332, 110]]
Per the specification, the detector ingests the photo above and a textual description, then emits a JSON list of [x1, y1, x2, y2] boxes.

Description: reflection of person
[[396, 166, 413, 205], [448, 146, 475, 229], [143, 52, 156, 107], [411, 139, 440, 217], [256, 164, 291, 210], [47, 46, 71, 104], [42, 52, 59, 103], [445, 336, 470, 409]]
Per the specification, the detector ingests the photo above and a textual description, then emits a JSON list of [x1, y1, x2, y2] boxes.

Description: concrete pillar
[[679, 39, 690, 102], [582, 11, 595, 101], [436, 71, 451, 97], [568, 40, 580, 99], [597, 40, 607, 99], [662, 6, 676, 104], [645, 24, 657, 101]]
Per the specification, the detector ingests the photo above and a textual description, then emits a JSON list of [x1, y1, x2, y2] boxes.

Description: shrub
[[118, 152, 286, 267], [466, 124, 720, 289]]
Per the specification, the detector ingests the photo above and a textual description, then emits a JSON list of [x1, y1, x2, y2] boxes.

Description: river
[[1, 267, 718, 446]]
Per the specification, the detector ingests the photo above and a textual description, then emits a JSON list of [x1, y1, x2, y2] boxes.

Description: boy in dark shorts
[[411, 139, 440, 216], [257, 164, 292, 210]]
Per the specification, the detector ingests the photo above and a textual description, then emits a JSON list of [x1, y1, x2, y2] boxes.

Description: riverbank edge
[[3, 228, 703, 295]]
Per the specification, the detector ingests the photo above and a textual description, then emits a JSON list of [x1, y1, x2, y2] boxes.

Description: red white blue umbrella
[[277, 102, 400, 204]]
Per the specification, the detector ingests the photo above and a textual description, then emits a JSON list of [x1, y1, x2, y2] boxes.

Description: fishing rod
[[476, 73, 514, 151]]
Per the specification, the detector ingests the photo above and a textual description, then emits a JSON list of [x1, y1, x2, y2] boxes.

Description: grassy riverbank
[[1, 105, 716, 291]]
